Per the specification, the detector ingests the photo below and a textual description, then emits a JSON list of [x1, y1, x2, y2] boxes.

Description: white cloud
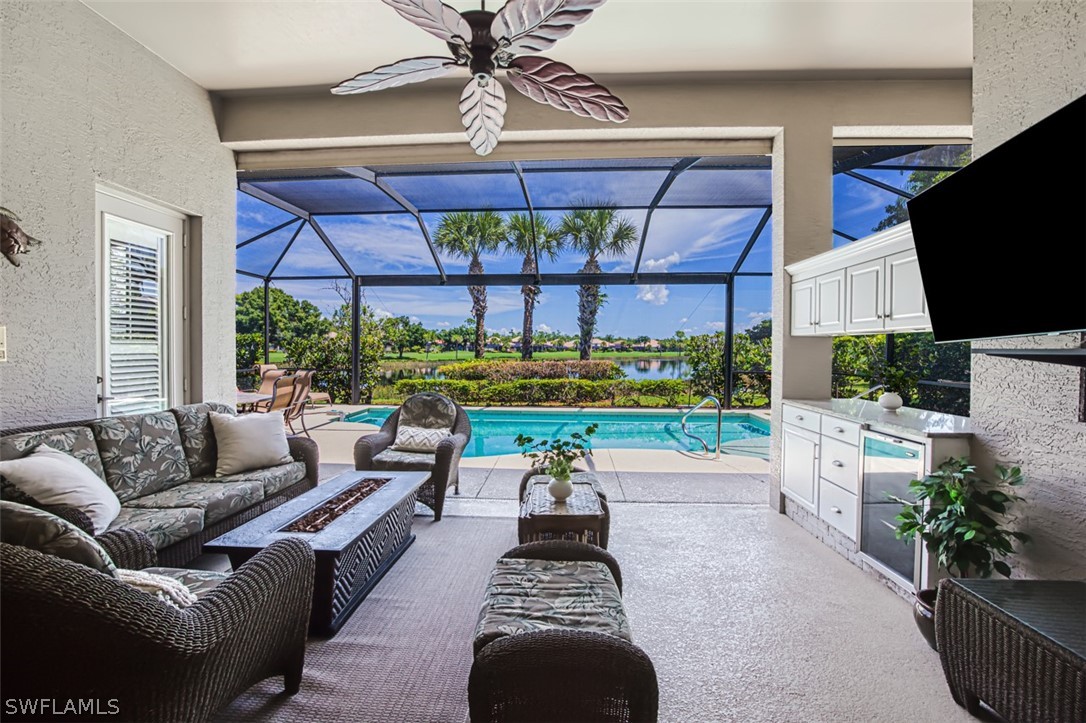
[[636, 285, 670, 305], [641, 252, 680, 272], [409, 316, 421, 323], [537, 323, 553, 333], [705, 321, 728, 330], [373, 308, 394, 320], [747, 311, 770, 320], [436, 321, 451, 327]]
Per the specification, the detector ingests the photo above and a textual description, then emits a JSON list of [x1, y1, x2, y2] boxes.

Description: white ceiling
[[83, 0, 972, 91]]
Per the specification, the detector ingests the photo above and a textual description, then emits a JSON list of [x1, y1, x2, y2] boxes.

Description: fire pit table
[[205, 470, 429, 635]]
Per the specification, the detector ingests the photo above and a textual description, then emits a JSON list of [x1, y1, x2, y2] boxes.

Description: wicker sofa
[[0, 402, 319, 566]]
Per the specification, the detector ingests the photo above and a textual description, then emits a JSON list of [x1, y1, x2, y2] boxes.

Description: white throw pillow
[[392, 424, 452, 453], [209, 411, 292, 476], [0, 445, 121, 535]]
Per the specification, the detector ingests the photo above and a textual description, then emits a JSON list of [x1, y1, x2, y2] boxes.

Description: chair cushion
[[209, 411, 291, 476], [0, 425, 106, 480], [108, 506, 204, 551], [143, 566, 229, 600], [193, 460, 307, 497], [0, 501, 116, 576], [123, 480, 265, 525], [473, 557, 630, 655], [400, 392, 458, 430], [171, 402, 234, 478], [0, 444, 121, 534], [90, 412, 191, 502], [372, 448, 437, 471], [392, 424, 452, 452]]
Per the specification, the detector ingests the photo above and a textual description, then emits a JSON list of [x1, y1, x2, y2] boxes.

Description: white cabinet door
[[815, 270, 846, 334], [791, 278, 816, 335], [884, 249, 928, 330], [782, 424, 819, 512], [846, 259, 884, 333]]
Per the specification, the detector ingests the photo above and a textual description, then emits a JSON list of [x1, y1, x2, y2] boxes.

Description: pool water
[[343, 408, 771, 458]]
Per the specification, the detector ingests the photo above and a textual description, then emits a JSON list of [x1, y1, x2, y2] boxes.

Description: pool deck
[[301, 404, 771, 514]]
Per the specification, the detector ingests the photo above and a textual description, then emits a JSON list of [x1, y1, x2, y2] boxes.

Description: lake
[[380, 357, 690, 382]]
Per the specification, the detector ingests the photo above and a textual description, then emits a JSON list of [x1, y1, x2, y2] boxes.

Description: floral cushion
[[400, 393, 458, 429], [192, 460, 307, 497], [0, 426, 106, 481], [143, 566, 229, 599], [108, 506, 204, 550], [171, 402, 234, 478], [90, 412, 192, 502], [473, 558, 630, 655], [123, 481, 264, 525], [0, 501, 116, 576], [372, 449, 437, 471]]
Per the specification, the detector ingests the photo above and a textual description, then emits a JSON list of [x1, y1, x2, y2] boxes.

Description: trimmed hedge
[[394, 378, 686, 406], [438, 359, 623, 382]]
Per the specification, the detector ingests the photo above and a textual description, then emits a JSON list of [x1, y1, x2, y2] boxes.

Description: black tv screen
[[907, 95, 1086, 343]]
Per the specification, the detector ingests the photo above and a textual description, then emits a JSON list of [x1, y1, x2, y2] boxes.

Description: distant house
[[562, 340, 577, 350]]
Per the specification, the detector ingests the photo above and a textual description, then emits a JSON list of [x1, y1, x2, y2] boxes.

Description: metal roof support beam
[[353, 271, 732, 287], [511, 161, 540, 283], [843, 170, 915, 199], [308, 217, 355, 277], [236, 269, 267, 280], [303, 203, 772, 216], [267, 220, 308, 278], [236, 218, 303, 249], [339, 167, 447, 282], [632, 157, 701, 281], [238, 182, 311, 220], [731, 208, 772, 275], [833, 229, 859, 242]]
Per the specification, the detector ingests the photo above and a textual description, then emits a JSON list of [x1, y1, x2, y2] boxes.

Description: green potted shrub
[[893, 457, 1030, 650], [515, 423, 598, 501]]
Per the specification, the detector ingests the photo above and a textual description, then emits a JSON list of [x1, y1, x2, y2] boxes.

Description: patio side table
[[518, 476, 609, 549]]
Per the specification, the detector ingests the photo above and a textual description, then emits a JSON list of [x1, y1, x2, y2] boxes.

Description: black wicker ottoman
[[936, 578, 1086, 722], [468, 540, 658, 723]]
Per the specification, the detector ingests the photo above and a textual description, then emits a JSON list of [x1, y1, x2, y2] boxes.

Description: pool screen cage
[[236, 147, 961, 405]]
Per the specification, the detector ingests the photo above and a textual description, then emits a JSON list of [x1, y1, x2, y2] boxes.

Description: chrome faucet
[[851, 384, 885, 400]]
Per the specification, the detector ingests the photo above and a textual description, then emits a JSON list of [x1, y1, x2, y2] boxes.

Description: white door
[[846, 259, 884, 333], [97, 190, 185, 417], [884, 250, 929, 330], [781, 424, 819, 513], [815, 270, 846, 334], [790, 277, 816, 335]]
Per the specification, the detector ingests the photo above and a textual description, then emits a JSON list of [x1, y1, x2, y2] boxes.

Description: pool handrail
[[680, 396, 722, 459]]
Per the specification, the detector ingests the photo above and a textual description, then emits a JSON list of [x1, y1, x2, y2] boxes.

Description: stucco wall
[[0, 1, 236, 427], [971, 1, 1086, 578]]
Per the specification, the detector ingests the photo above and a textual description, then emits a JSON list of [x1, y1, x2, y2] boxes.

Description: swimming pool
[[343, 408, 771, 458]]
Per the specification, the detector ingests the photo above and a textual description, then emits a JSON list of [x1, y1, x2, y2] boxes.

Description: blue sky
[[235, 154, 939, 339]]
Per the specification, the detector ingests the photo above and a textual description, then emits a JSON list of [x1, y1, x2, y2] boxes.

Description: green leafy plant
[[893, 457, 1030, 578], [515, 423, 599, 482]]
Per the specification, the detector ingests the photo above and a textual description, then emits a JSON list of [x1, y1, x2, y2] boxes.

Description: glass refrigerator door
[[860, 433, 925, 586]]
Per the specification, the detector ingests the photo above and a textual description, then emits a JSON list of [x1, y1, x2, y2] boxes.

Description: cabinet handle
[[906, 452, 916, 458], [830, 506, 842, 514], [795, 415, 804, 421], [832, 460, 844, 467], [833, 426, 845, 433]]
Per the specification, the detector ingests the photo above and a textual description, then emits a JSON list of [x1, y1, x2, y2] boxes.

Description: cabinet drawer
[[818, 480, 858, 540], [820, 437, 860, 494], [820, 416, 861, 446], [781, 404, 820, 433]]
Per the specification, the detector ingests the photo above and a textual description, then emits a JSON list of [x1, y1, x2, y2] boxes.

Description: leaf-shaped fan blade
[[382, 0, 473, 45], [507, 56, 628, 122], [492, 0, 607, 57], [459, 78, 507, 156], [331, 57, 459, 95]]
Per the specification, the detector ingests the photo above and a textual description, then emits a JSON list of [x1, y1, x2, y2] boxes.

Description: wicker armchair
[[354, 393, 471, 521], [1, 529, 315, 723]]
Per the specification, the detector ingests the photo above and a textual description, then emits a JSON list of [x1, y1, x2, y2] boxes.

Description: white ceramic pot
[[878, 391, 904, 412], [547, 476, 574, 501]]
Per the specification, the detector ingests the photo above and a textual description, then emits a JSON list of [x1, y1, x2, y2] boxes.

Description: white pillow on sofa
[[209, 411, 292, 476], [392, 424, 452, 453], [0, 445, 121, 534]]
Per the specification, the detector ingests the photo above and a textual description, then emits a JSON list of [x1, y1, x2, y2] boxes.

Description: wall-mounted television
[[906, 95, 1085, 344]]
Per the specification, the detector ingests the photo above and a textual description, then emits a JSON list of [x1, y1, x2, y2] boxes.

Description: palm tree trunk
[[577, 257, 602, 360], [469, 257, 487, 359], [521, 254, 539, 360]]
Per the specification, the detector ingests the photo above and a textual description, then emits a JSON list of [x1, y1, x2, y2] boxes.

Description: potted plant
[[515, 423, 598, 501], [893, 457, 1030, 650]]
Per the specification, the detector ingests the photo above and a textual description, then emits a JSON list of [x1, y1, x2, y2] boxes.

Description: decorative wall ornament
[[331, 0, 628, 156], [0, 208, 43, 267]]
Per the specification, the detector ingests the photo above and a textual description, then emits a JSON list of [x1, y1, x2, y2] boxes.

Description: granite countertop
[[783, 398, 972, 439]]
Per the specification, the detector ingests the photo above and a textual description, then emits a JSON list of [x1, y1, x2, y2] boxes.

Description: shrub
[[235, 332, 264, 371], [439, 359, 623, 382], [394, 378, 686, 407]]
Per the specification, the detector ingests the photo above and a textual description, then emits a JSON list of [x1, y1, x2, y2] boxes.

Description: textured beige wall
[[971, 1, 1086, 578], [0, 1, 236, 427]]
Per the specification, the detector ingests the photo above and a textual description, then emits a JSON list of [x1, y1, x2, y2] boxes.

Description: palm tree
[[504, 212, 563, 360], [434, 211, 505, 359], [560, 206, 639, 360]]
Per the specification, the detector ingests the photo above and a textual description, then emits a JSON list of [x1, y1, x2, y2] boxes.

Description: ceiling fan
[[331, 0, 629, 156]]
